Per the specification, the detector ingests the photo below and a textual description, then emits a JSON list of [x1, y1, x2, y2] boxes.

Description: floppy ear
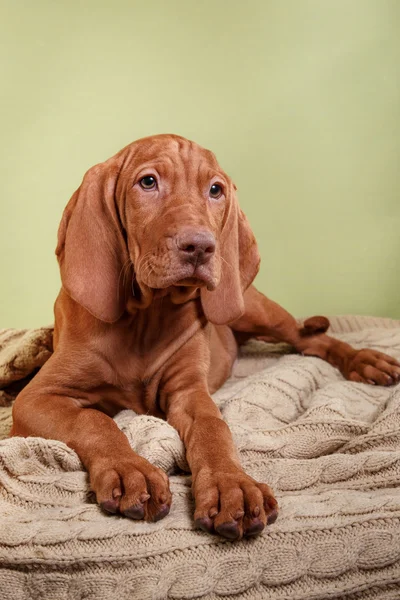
[[201, 186, 260, 325], [56, 159, 129, 323]]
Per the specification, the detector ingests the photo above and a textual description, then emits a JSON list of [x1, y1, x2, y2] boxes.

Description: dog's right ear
[[56, 159, 129, 323]]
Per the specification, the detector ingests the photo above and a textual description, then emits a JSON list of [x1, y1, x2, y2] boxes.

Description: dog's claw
[[195, 517, 214, 533], [244, 518, 265, 537], [152, 503, 170, 522], [267, 508, 278, 524], [215, 521, 241, 540], [124, 504, 145, 520], [101, 500, 119, 514]]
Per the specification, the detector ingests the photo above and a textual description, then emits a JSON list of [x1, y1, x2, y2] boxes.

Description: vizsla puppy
[[12, 134, 400, 540]]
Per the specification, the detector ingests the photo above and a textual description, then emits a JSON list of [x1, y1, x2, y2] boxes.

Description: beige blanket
[[0, 316, 400, 599]]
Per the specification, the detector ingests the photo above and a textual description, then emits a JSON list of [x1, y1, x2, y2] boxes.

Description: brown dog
[[11, 134, 400, 540]]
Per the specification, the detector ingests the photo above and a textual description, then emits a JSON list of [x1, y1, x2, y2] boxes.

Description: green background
[[1, 0, 399, 328]]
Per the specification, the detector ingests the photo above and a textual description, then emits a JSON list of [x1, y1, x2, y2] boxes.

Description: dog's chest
[[102, 299, 206, 412], [94, 376, 163, 418]]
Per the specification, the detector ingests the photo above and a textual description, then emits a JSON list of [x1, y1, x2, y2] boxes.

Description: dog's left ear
[[201, 184, 260, 325]]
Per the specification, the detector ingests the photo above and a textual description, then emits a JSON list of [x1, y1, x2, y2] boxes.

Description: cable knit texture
[[0, 316, 400, 599]]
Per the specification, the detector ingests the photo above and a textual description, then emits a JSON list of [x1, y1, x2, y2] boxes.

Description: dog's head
[[56, 134, 260, 324]]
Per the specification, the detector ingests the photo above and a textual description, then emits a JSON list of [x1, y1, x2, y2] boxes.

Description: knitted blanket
[[0, 316, 400, 599]]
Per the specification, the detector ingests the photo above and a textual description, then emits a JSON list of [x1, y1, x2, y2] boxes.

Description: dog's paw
[[91, 454, 172, 522], [347, 349, 400, 386], [193, 465, 278, 540]]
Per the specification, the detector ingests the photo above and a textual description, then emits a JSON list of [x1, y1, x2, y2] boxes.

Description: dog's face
[[56, 134, 260, 325], [120, 135, 227, 292]]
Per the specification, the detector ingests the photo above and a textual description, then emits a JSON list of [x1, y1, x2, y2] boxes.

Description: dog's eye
[[139, 176, 157, 190], [209, 184, 223, 199]]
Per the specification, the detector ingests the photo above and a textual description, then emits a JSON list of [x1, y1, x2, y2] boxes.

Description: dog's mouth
[[176, 260, 219, 289], [141, 263, 217, 292], [176, 277, 203, 286], [175, 263, 215, 288]]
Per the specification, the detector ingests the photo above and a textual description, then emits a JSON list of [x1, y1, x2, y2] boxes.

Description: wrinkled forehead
[[122, 135, 226, 181]]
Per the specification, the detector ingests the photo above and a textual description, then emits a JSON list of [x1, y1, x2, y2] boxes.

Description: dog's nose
[[177, 230, 216, 265]]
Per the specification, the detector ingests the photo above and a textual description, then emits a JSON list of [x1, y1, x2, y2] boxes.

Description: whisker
[[122, 260, 133, 288], [220, 255, 234, 271], [138, 255, 156, 285], [117, 258, 133, 304]]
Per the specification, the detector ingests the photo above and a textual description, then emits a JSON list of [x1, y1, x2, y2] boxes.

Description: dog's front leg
[[11, 359, 172, 522], [165, 384, 278, 540]]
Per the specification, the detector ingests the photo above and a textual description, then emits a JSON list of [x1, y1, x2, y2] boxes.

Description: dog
[[11, 134, 400, 540]]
